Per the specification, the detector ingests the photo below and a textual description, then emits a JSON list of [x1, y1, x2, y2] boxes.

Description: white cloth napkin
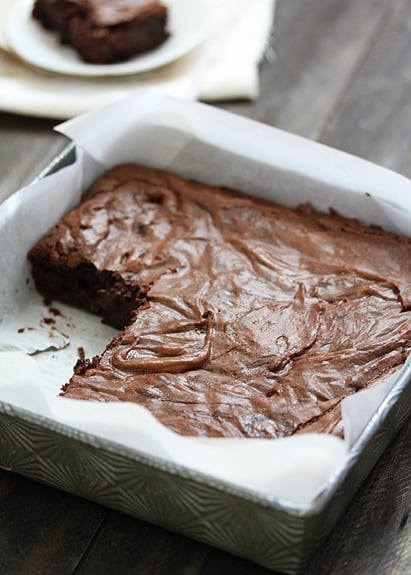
[[0, 0, 275, 119]]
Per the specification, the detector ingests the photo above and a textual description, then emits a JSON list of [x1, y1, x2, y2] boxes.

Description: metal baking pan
[[1, 123, 411, 574]]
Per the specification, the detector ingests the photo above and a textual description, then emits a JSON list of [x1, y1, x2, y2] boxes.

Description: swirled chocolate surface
[[30, 164, 411, 438]]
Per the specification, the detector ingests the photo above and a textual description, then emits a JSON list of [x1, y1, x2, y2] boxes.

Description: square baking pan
[[1, 97, 411, 574]]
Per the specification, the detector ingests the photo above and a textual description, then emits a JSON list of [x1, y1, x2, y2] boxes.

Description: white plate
[[6, 0, 211, 77]]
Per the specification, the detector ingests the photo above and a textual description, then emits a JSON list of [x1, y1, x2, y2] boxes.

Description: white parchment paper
[[1, 93, 411, 504]]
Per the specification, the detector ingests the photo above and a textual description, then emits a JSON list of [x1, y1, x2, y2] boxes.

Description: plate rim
[[6, 0, 212, 77]]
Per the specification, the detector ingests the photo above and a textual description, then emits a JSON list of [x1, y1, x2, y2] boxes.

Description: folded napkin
[[0, 0, 275, 119]]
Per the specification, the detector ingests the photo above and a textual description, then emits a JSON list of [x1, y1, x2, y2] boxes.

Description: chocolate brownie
[[28, 164, 411, 438], [32, 0, 169, 64]]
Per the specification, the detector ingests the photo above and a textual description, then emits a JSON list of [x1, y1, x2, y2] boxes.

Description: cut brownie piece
[[29, 164, 411, 438], [32, 0, 169, 64]]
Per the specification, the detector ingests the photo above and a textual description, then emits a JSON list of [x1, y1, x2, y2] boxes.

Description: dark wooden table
[[1, 1, 410, 573]]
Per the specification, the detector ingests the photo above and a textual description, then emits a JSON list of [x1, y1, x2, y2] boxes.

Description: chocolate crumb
[[49, 307, 62, 317]]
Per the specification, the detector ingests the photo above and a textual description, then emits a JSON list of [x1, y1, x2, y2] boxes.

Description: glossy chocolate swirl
[[30, 164, 411, 438]]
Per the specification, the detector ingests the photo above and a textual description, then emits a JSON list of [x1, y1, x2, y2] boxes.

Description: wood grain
[[320, 0, 411, 177], [219, 0, 391, 140], [0, 470, 107, 575]]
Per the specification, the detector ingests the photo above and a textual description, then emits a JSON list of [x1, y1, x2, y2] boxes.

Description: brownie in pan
[[28, 164, 411, 438]]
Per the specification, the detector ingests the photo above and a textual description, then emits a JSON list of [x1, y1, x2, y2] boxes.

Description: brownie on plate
[[32, 0, 169, 64]]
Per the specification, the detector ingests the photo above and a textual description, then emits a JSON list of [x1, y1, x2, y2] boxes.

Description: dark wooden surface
[[0, 1, 410, 573]]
